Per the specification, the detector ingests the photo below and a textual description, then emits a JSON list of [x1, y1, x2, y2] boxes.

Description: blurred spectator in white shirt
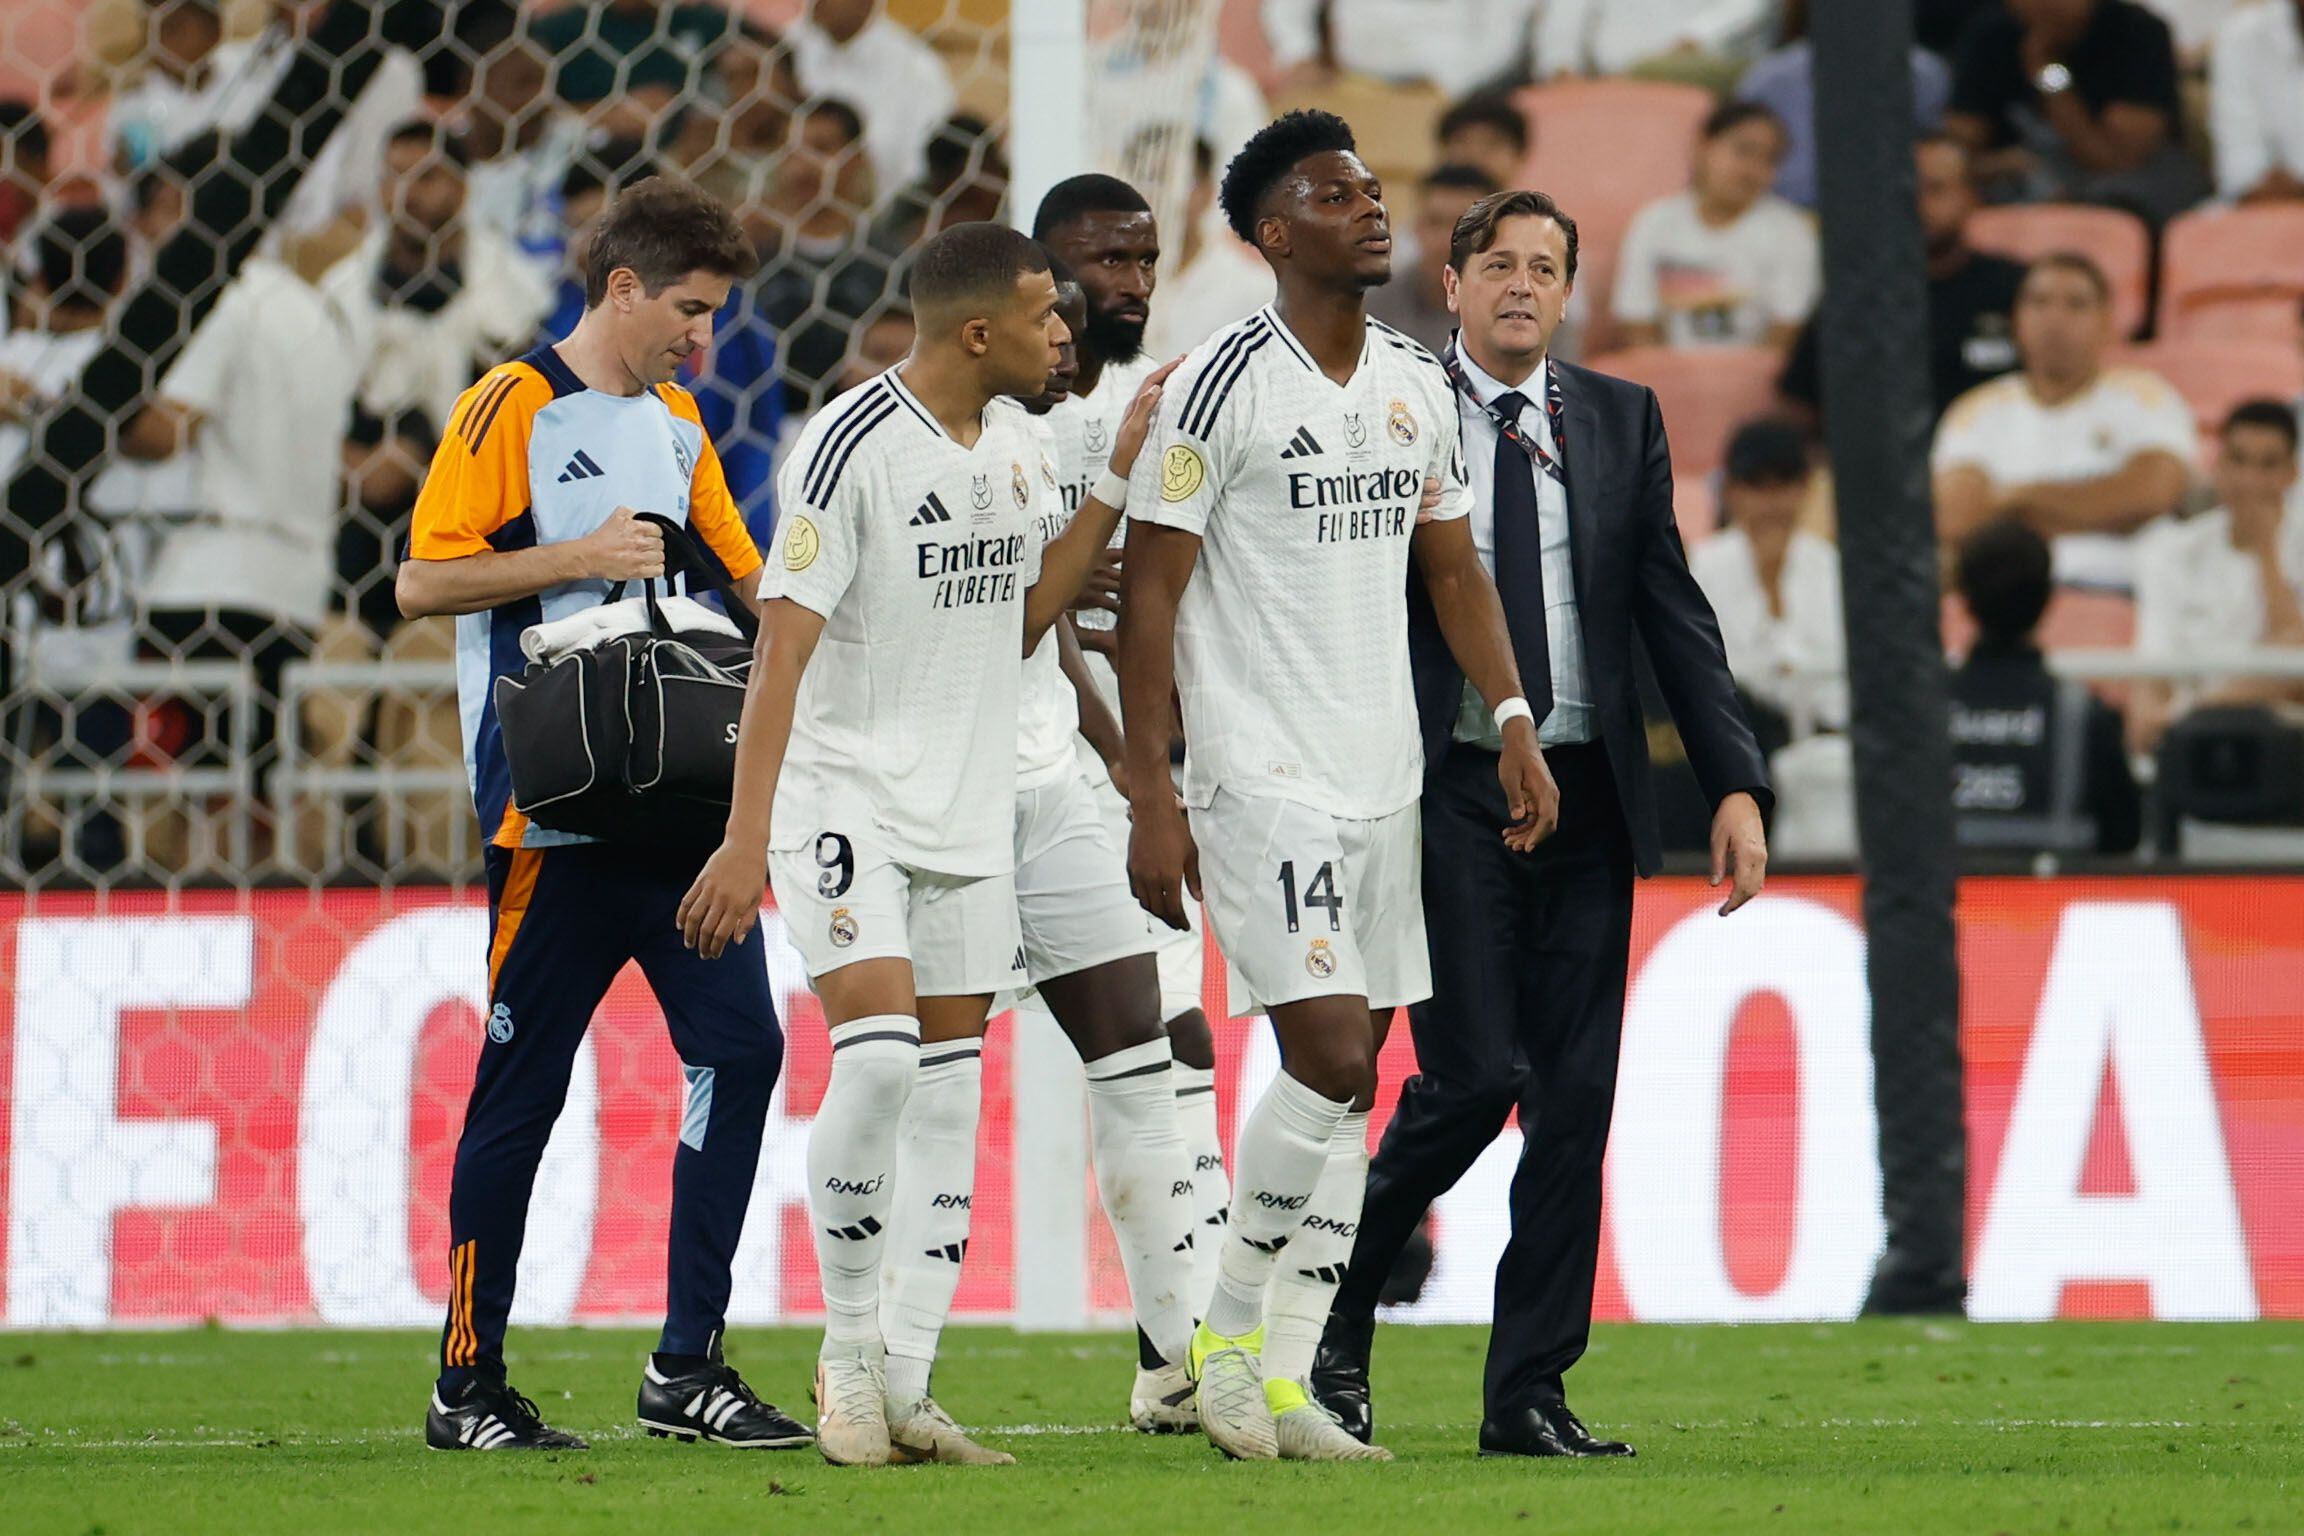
[[1690, 419, 1849, 737], [1092, 1, 1269, 182], [1537, 0, 1774, 90], [1145, 138, 1274, 360], [1932, 252, 2194, 592], [321, 121, 552, 638], [1261, 0, 1540, 97], [1613, 101, 1820, 349], [455, 22, 589, 268], [2130, 399, 2304, 749], [789, 0, 956, 203], [1434, 91, 1529, 194], [2209, 0, 2304, 204], [1368, 163, 1498, 353], [110, 0, 424, 277], [1737, 0, 1951, 208]]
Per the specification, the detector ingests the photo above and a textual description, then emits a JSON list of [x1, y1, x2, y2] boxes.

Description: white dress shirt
[[2209, 0, 2304, 199], [1450, 344, 1595, 747]]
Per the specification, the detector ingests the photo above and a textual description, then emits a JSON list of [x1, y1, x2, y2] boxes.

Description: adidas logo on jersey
[[556, 449, 604, 483], [1278, 426, 1325, 460], [911, 492, 954, 526]]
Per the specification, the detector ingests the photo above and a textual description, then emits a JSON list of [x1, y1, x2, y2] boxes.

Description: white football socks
[[1263, 1110, 1370, 1386], [878, 1037, 984, 1401], [808, 1014, 919, 1352], [1172, 1059, 1229, 1314], [1202, 1070, 1351, 1341], [1083, 1037, 1197, 1368]]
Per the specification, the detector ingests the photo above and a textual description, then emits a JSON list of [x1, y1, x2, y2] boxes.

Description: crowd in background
[[2, 0, 2302, 884]]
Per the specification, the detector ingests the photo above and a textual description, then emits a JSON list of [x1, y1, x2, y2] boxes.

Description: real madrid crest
[[671, 430, 695, 483], [1387, 398, 1418, 445], [1012, 460, 1031, 508], [1343, 412, 1368, 449], [829, 907, 859, 948], [1305, 939, 1337, 979], [1084, 417, 1109, 454], [971, 473, 993, 510]]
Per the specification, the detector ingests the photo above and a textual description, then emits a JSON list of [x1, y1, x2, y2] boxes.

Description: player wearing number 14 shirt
[[1119, 111, 1557, 1463]]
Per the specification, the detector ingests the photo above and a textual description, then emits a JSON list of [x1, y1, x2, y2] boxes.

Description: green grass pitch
[[3, 1322, 2299, 1534]]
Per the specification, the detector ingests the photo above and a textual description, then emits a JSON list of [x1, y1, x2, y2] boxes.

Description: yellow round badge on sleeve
[[782, 515, 820, 572], [1160, 443, 1205, 503]]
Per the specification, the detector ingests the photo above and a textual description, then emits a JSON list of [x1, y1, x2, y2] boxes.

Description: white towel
[[519, 595, 743, 665]]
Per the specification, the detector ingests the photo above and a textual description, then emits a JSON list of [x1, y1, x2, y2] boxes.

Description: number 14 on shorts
[[1277, 859, 1341, 933]]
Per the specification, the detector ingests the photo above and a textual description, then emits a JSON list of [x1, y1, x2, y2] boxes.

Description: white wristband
[[1493, 695, 1536, 731], [1092, 470, 1131, 511]]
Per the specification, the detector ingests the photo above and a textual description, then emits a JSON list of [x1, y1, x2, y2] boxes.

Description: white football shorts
[[1188, 786, 1429, 1013], [772, 827, 1023, 998]]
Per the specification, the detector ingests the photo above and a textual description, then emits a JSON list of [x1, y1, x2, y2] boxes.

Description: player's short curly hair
[[1218, 109, 1358, 246]]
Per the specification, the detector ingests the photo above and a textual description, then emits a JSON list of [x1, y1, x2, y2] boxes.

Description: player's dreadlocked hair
[[1219, 109, 1358, 246]]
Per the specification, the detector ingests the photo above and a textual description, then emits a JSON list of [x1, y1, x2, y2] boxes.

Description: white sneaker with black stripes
[[637, 1335, 813, 1449]]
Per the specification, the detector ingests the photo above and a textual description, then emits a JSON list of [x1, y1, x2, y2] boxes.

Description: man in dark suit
[[1314, 189, 1774, 1459]]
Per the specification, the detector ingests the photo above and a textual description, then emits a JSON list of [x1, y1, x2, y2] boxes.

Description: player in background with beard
[[1030, 176, 1235, 1314], [993, 260, 1204, 1432]]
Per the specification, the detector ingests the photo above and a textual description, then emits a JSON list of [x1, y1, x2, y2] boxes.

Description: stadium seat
[[1966, 203, 2152, 339], [1583, 345, 1787, 479], [1513, 79, 1713, 354], [2107, 339, 2304, 433], [2158, 205, 2304, 344]]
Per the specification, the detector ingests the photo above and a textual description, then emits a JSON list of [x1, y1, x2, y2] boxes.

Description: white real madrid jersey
[[1128, 306, 1471, 820], [1015, 357, 1157, 786], [762, 369, 1052, 876]]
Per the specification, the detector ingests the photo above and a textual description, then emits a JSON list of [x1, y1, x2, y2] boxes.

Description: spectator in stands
[[530, 0, 743, 139], [457, 22, 586, 268], [754, 97, 898, 406], [323, 121, 553, 639], [1092, 0, 1269, 180], [0, 209, 149, 630], [1370, 163, 1499, 352], [1737, 0, 1952, 209], [2130, 400, 2304, 750], [789, 0, 956, 205], [1781, 134, 2025, 426], [106, 0, 229, 175], [1536, 0, 1774, 93], [867, 114, 1009, 258], [119, 201, 362, 803], [1434, 91, 1529, 194], [1613, 102, 1820, 350], [1944, 0, 2206, 224], [667, 23, 802, 247], [2208, 0, 2304, 204], [1932, 252, 2193, 592], [779, 302, 915, 467], [1946, 516, 2141, 853], [1262, 0, 1538, 97], [0, 99, 52, 251], [1691, 419, 1849, 740], [1144, 136, 1274, 360]]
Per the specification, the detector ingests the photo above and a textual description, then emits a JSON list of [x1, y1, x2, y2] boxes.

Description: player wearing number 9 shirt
[[676, 224, 1170, 1468], [1117, 111, 1558, 1463]]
